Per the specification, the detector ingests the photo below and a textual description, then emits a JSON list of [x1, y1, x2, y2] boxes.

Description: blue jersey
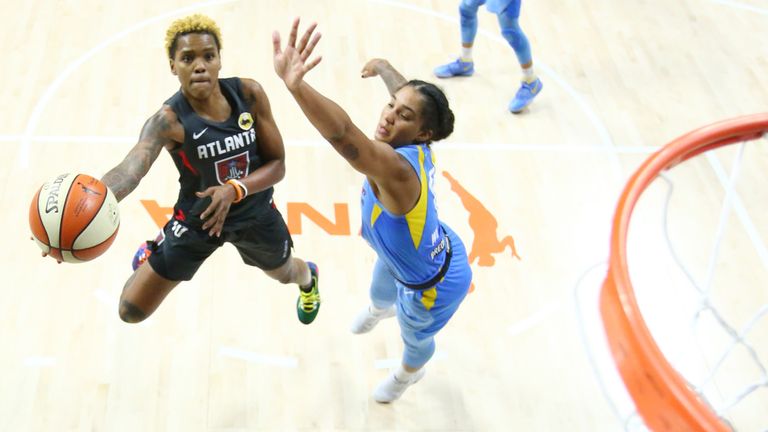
[[361, 144, 450, 286]]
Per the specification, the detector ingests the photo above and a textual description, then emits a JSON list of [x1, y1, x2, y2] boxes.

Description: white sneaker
[[373, 368, 426, 403], [350, 305, 396, 334]]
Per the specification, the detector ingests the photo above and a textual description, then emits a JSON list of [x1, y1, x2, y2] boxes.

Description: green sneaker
[[297, 262, 320, 324]]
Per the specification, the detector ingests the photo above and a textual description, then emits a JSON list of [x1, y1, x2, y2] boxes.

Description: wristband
[[226, 179, 247, 203], [231, 178, 248, 198]]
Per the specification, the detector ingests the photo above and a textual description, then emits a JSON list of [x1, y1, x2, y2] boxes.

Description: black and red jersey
[[164, 77, 274, 231]]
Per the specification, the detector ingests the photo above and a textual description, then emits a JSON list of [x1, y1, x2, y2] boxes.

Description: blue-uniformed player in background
[[434, 0, 543, 113]]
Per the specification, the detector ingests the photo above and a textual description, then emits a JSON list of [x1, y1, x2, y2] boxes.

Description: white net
[[578, 124, 768, 431]]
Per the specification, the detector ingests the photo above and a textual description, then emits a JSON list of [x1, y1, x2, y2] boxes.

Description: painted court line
[[375, 351, 447, 369], [369, 0, 622, 176], [17, 0, 239, 169], [507, 298, 566, 337], [710, 0, 768, 15], [218, 346, 298, 368], [1, 134, 659, 154], [23, 356, 57, 367]]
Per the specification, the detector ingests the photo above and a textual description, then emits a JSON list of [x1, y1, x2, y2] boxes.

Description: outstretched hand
[[273, 17, 322, 91]]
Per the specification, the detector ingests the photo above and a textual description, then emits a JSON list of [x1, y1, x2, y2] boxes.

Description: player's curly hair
[[165, 14, 223, 59]]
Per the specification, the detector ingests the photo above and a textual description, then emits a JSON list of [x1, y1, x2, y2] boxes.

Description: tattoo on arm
[[376, 63, 407, 95], [340, 143, 360, 161], [102, 111, 171, 201], [244, 91, 256, 109], [101, 150, 150, 201]]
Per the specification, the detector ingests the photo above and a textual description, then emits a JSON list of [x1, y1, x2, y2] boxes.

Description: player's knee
[[500, 21, 525, 44], [501, 28, 531, 59], [277, 272, 293, 284], [501, 26, 521, 41], [459, 1, 479, 19], [265, 260, 295, 284], [119, 300, 148, 323]]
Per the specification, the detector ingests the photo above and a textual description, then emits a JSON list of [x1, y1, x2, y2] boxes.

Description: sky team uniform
[[480, 0, 520, 15], [147, 77, 293, 281], [361, 144, 472, 367], [461, 0, 524, 48]]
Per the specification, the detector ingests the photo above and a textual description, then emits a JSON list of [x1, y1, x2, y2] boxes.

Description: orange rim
[[600, 113, 768, 431]]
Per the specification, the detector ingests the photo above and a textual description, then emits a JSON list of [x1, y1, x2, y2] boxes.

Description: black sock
[[299, 281, 313, 292]]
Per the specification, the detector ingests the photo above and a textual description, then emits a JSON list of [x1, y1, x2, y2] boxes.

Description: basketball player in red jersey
[[98, 14, 321, 325]]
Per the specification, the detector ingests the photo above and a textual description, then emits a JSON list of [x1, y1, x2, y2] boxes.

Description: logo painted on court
[[440, 170, 522, 292], [140, 170, 519, 292], [442, 171, 521, 266]]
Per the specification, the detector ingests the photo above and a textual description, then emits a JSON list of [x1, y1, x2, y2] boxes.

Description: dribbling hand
[[273, 17, 322, 91]]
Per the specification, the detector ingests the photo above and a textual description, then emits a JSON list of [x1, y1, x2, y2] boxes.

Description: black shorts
[[147, 205, 293, 281]]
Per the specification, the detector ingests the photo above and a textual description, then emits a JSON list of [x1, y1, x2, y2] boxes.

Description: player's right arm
[[101, 106, 182, 202]]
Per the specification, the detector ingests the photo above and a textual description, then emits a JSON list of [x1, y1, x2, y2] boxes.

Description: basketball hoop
[[600, 113, 768, 431]]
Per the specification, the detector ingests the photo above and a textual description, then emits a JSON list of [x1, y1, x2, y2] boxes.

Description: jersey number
[[171, 220, 189, 238]]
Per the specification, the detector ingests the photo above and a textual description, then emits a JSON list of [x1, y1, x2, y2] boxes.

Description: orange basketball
[[29, 173, 120, 263]]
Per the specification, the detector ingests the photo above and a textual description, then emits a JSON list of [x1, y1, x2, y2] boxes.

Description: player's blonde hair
[[165, 14, 223, 59]]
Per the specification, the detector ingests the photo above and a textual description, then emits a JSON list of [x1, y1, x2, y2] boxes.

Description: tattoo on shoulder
[[244, 91, 255, 107], [242, 82, 262, 114], [148, 110, 172, 134], [158, 113, 171, 132]]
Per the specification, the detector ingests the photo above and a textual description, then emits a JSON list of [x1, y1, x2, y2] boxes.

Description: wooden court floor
[[2, 0, 767, 431]]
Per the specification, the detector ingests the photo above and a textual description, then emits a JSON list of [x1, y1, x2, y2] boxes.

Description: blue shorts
[[395, 225, 472, 365], [464, 0, 521, 17]]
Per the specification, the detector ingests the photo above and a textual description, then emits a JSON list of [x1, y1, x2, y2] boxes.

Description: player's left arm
[[241, 78, 286, 191]]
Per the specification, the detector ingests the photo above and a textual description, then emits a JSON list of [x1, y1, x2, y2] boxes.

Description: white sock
[[370, 305, 390, 316], [394, 366, 418, 382], [522, 66, 536, 83], [460, 46, 473, 62]]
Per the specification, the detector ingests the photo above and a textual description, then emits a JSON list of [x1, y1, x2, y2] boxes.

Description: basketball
[[29, 173, 120, 263]]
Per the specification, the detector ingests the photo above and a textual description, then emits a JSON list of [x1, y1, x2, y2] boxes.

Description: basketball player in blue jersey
[[433, 0, 543, 113], [99, 15, 321, 325], [273, 19, 472, 403]]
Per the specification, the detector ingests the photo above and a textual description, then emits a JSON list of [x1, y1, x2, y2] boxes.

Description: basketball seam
[[58, 174, 77, 250], [71, 179, 109, 251], [71, 223, 119, 260], [34, 187, 50, 245]]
